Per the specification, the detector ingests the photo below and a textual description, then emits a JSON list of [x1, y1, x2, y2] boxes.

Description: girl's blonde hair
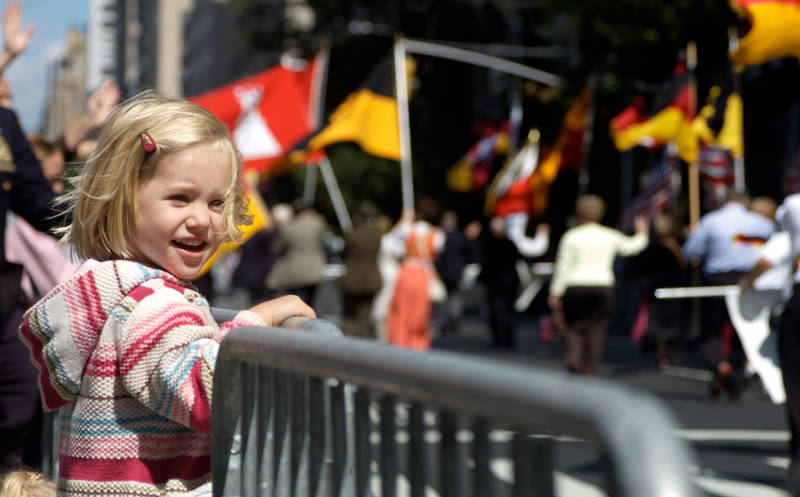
[[57, 90, 251, 261], [0, 471, 56, 497]]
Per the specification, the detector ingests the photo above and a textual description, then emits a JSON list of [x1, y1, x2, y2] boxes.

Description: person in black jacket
[[479, 216, 522, 348], [0, 2, 63, 473], [0, 105, 62, 473]]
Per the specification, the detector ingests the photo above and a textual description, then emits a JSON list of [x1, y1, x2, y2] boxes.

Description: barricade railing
[[211, 315, 703, 497]]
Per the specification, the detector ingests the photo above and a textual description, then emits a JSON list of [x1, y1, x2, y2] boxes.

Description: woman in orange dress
[[385, 198, 445, 350]]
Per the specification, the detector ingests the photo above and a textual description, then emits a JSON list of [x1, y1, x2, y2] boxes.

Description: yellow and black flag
[[692, 80, 743, 158], [730, 0, 800, 66], [610, 63, 697, 163], [309, 55, 407, 161]]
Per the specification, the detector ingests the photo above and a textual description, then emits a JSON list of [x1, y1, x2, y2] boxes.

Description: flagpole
[[317, 154, 353, 232], [394, 35, 415, 215], [686, 41, 701, 228], [303, 162, 317, 205], [403, 38, 562, 87], [303, 41, 331, 209], [728, 27, 746, 193]]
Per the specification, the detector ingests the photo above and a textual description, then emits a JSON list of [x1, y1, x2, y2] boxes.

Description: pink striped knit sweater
[[19, 260, 266, 497]]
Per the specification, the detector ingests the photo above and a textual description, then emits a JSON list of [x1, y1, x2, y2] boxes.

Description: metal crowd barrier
[[211, 316, 702, 497]]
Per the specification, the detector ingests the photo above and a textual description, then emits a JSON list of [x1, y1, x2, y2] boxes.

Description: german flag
[[610, 64, 697, 163], [692, 80, 743, 158], [730, 0, 800, 66], [308, 55, 405, 161]]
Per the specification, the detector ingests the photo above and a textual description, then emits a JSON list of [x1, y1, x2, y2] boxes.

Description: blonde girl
[[19, 92, 314, 496]]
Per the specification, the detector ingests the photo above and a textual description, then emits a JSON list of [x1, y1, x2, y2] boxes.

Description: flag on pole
[[485, 131, 540, 216], [308, 55, 404, 161], [692, 83, 743, 158], [445, 122, 510, 192], [189, 55, 326, 173], [610, 64, 697, 163], [696, 145, 734, 205], [729, 0, 800, 66], [487, 87, 592, 217]]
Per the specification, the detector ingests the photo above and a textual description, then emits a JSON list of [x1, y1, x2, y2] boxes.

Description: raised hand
[[85, 80, 120, 128], [2, 1, 33, 59]]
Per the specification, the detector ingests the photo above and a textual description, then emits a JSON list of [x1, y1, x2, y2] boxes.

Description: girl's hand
[[249, 294, 316, 327]]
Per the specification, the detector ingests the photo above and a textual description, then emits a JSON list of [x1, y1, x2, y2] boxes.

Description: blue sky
[[3, 0, 87, 132]]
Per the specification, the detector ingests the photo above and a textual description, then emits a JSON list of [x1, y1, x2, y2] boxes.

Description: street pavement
[[429, 313, 792, 497]]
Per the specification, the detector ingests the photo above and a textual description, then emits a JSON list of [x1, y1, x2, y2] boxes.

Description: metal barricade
[[211, 317, 702, 497]]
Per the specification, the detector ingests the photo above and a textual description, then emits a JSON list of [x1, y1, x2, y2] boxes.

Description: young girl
[[19, 92, 315, 496]]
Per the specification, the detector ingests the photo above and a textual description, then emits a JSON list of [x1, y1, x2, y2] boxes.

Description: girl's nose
[[186, 204, 211, 230]]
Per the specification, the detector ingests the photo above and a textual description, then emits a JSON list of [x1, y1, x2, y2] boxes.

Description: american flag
[[697, 145, 734, 207], [617, 152, 676, 230]]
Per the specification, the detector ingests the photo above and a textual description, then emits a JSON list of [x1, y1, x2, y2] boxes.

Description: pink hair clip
[[140, 130, 156, 152]]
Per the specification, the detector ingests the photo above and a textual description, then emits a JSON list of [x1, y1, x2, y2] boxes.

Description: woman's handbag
[[427, 272, 448, 303], [414, 226, 447, 303]]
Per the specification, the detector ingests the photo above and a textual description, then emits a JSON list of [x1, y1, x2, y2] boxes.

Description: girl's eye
[[170, 194, 189, 203], [209, 199, 224, 210]]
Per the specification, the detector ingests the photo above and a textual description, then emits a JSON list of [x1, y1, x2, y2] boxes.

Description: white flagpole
[[303, 162, 317, 205], [394, 36, 415, 215], [403, 38, 562, 87], [317, 154, 353, 232], [303, 42, 331, 208]]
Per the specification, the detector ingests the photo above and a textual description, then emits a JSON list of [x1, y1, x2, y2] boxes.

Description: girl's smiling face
[[132, 143, 230, 279]]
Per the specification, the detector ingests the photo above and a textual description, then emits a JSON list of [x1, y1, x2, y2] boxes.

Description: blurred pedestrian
[[266, 201, 327, 304], [371, 213, 400, 341], [683, 190, 775, 400], [628, 213, 688, 367], [479, 216, 522, 348], [548, 194, 649, 375], [385, 196, 445, 350], [435, 210, 481, 335], [336, 201, 383, 338], [770, 192, 800, 493]]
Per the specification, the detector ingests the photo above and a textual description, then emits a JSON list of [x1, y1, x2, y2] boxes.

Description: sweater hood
[[19, 260, 189, 411]]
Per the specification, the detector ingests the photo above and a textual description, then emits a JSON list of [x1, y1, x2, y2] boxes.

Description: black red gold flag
[[610, 65, 697, 163], [308, 55, 403, 161]]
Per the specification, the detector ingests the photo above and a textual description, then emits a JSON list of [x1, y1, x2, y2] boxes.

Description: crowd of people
[[2, 1, 800, 495]]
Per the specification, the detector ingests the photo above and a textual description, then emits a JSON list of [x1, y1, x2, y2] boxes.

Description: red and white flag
[[189, 54, 327, 173]]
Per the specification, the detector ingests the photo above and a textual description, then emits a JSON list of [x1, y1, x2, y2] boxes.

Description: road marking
[[766, 457, 790, 469], [660, 365, 715, 381], [677, 429, 790, 442], [694, 475, 791, 497]]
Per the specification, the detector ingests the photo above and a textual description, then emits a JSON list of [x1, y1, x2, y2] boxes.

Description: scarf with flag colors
[[730, 0, 800, 66], [189, 55, 325, 173], [610, 64, 697, 163]]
